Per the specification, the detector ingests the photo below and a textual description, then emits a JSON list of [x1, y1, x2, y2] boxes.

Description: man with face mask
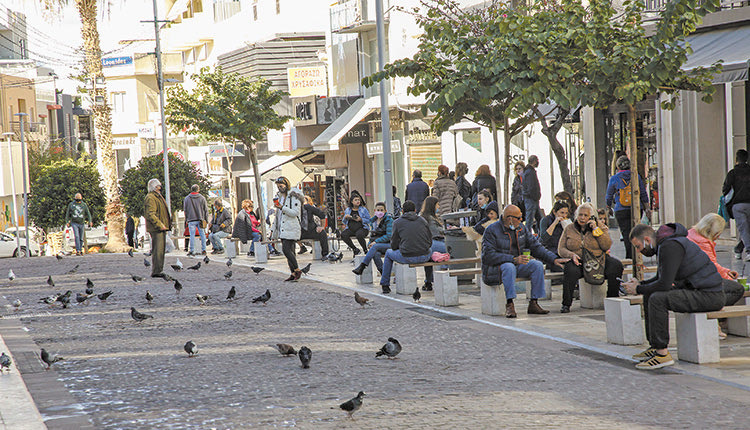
[[623, 223, 726, 370], [482, 205, 568, 317], [65, 192, 93, 256]]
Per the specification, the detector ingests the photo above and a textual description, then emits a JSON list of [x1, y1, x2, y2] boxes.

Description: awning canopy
[[166, 0, 191, 21], [237, 148, 314, 178], [683, 26, 750, 84]]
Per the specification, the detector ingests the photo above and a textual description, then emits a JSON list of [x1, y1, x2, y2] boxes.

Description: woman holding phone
[[341, 192, 370, 256]]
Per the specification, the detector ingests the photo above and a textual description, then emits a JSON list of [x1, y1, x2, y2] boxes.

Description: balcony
[[213, 1, 241, 22], [330, 0, 389, 34], [644, 0, 748, 13]]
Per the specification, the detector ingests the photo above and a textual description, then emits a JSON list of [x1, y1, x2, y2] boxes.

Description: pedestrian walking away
[[431, 164, 459, 217], [144, 179, 172, 277], [605, 155, 649, 260], [723, 149, 750, 261], [623, 223, 726, 370], [522, 156, 542, 234], [272, 176, 304, 281], [65, 192, 92, 256], [183, 184, 209, 256], [406, 170, 430, 213], [455, 162, 472, 209], [208, 200, 232, 254], [471, 164, 497, 204]]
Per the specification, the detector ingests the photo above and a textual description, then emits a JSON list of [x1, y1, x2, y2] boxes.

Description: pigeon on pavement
[[173, 280, 183, 294], [8, 269, 15, 281], [40, 348, 63, 369], [203, 255, 210, 264], [226, 286, 236, 301], [146, 290, 154, 304], [67, 264, 80, 274], [300, 263, 311, 275], [12, 299, 21, 311], [170, 264, 182, 271], [339, 391, 366, 419], [226, 258, 232, 268], [251, 266, 265, 274], [224, 270, 232, 280], [131, 274, 144, 283], [56, 254, 63, 261], [376, 337, 402, 359], [187, 262, 201, 271], [298, 346, 312, 368], [144, 258, 151, 267], [162, 273, 174, 282], [97, 291, 113, 301], [0, 352, 11, 372], [85, 278, 94, 295], [76, 293, 93, 305], [47, 275, 55, 287], [56, 290, 72, 305], [128, 248, 134, 257], [271, 344, 297, 356], [39, 295, 58, 306], [131, 307, 153, 322], [413, 288, 421, 303], [184, 340, 198, 357], [252, 289, 271, 305], [354, 292, 371, 308], [196, 294, 210, 305]]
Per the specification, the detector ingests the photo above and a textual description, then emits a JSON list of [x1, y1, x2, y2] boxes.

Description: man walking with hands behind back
[[144, 179, 171, 277], [183, 184, 208, 256], [723, 149, 750, 260], [65, 193, 92, 256], [522, 156, 542, 234]]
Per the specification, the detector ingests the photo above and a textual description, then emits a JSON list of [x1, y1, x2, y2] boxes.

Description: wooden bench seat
[[676, 304, 750, 363], [409, 257, 480, 268]]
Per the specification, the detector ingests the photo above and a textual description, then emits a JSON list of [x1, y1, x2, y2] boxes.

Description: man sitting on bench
[[623, 223, 726, 370], [481, 204, 567, 318], [378, 200, 432, 295]]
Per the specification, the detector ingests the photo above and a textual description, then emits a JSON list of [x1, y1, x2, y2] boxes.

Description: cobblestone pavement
[[2, 253, 750, 429]]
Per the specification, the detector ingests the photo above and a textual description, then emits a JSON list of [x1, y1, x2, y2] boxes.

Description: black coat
[[723, 162, 750, 213], [405, 178, 430, 210], [301, 204, 327, 233], [522, 165, 541, 201], [471, 175, 497, 201], [455, 175, 472, 205], [511, 174, 524, 206]]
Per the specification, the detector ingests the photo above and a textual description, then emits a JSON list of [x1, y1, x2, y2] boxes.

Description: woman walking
[[272, 177, 304, 281]]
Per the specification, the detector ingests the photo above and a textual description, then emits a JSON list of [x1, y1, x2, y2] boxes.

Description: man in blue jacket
[[405, 170, 430, 212], [605, 155, 649, 260], [482, 204, 568, 317], [522, 156, 542, 233]]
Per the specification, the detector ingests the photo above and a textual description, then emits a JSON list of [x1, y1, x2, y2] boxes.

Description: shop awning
[[682, 26, 750, 83], [166, 0, 191, 21], [237, 148, 314, 178]]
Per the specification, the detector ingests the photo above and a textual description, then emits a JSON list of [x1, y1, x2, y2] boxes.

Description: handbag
[[582, 248, 606, 285], [200, 219, 208, 229]]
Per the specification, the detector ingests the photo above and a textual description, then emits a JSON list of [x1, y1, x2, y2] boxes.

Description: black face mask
[[641, 244, 657, 257]]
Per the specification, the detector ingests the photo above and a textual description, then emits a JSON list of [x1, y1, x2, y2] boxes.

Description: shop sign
[[316, 96, 361, 124], [340, 123, 369, 144], [408, 128, 440, 145], [137, 123, 155, 139], [293, 96, 317, 126], [287, 66, 327, 98], [102, 56, 133, 67], [366, 140, 401, 156], [209, 144, 245, 158]]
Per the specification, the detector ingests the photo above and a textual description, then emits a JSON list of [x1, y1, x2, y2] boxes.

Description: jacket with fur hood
[[272, 187, 303, 240]]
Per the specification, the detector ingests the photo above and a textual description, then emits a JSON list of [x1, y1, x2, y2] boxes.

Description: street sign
[[209, 144, 245, 158], [102, 56, 133, 67], [366, 140, 401, 156]]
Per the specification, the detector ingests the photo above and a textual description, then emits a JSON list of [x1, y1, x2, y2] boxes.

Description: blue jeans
[[71, 222, 85, 252], [380, 248, 432, 286], [187, 221, 206, 253], [249, 231, 262, 253], [733, 203, 750, 257], [424, 239, 447, 283], [362, 242, 390, 273], [499, 259, 545, 300], [209, 230, 230, 251], [524, 197, 540, 232]]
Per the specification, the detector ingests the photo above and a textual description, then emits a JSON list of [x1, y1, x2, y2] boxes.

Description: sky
[[1, 0, 159, 93]]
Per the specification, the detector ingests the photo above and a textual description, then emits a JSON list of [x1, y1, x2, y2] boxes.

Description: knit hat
[[486, 201, 499, 217]]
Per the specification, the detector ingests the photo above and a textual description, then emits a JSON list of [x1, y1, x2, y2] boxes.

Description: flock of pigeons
[[1, 250, 407, 420]]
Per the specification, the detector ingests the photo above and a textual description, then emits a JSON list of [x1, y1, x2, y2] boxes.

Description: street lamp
[[2, 131, 20, 258], [13, 113, 30, 257]]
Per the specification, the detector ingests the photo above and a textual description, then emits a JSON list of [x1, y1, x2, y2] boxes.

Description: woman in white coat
[[272, 176, 304, 281]]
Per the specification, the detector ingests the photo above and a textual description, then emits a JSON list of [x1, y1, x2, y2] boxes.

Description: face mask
[[641, 244, 657, 257], [508, 224, 516, 231], [481, 203, 488, 209]]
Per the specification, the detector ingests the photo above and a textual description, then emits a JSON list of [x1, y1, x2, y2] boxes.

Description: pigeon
[[67, 264, 80, 274], [144, 252, 152, 257], [184, 340, 198, 357], [413, 288, 421, 303], [47, 275, 55, 287], [8, 269, 15, 281], [203, 255, 210, 264], [146, 290, 154, 304], [131, 274, 144, 283], [196, 294, 210, 305], [144, 258, 151, 267], [354, 292, 371, 308], [40, 348, 63, 369], [162, 273, 174, 282], [75, 293, 93, 305], [131, 307, 153, 322], [252, 289, 271, 305], [173, 280, 183, 294], [56, 254, 63, 261], [56, 290, 72, 305], [224, 270, 232, 281], [339, 391, 366, 419], [85, 277, 94, 290], [376, 337, 402, 359], [298, 346, 312, 368], [226, 286, 236, 301], [12, 299, 22, 311], [226, 258, 233, 268], [39, 295, 58, 306], [187, 262, 201, 271], [327, 252, 344, 263], [170, 264, 182, 272], [271, 343, 297, 356], [128, 248, 134, 257], [251, 266, 265, 274], [175, 258, 183, 269], [300, 263, 311, 275], [97, 291, 113, 301], [0, 352, 11, 372]]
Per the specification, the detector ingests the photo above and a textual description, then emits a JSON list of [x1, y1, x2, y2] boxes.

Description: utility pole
[[14, 113, 30, 257], [3, 132, 20, 258], [375, 0, 394, 213]]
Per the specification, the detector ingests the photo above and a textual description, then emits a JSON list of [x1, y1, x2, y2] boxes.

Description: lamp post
[[14, 113, 30, 257], [151, 0, 171, 212], [375, 0, 394, 213], [3, 132, 20, 258]]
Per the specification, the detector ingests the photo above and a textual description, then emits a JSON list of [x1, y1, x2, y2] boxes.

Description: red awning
[[46, 104, 61, 110]]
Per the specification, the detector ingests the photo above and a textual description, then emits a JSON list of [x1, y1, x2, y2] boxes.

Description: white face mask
[[508, 224, 516, 231], [561, 219, 573, 228]]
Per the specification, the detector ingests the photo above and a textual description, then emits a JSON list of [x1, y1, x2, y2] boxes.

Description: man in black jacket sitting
[[378, 200, 432, 294], [623, 223, 726, 370], [298, 197, 329, 259]]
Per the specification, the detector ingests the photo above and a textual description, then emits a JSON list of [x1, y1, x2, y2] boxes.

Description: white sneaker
[[736, 252, 743, 260]]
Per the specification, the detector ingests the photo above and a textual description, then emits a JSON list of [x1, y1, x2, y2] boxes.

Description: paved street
[[2, 252, 750, 429]]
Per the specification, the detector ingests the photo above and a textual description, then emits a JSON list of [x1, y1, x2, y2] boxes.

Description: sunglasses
[[506, 215, 523, 220]]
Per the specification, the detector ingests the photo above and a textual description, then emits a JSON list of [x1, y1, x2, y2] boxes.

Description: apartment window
[[111, 92, 126, 113], [253, 4, 258, 20], [276, 0, 280, 14]]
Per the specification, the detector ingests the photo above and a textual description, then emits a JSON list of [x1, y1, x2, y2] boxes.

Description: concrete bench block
[[604, 298, 645, 345], [516, 278, 553, 301], [395, 263, 418, 295], [480, 279, 504, 316], [434, 271, 459, 307], [727, 296, 750, 337], [353, 255, 373, 284], [225, 240, 237, 258], [254, 242, 268, 263], [675, 312, 720, 364], [313, 241, 323, 260], [580, 280, 607, 309]]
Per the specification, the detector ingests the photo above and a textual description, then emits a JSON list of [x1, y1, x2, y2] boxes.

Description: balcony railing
[[330, 0, 388, 33], [644, 0, 748, 12], [214, 1, 241, 22]]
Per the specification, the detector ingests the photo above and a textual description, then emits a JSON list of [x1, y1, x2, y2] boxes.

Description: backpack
[[618, 177, 632, 207]]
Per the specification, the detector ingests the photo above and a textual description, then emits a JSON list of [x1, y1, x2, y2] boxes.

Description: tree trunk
[[503, 116, 512, 205], [76, 0, 129, 252], [248, 144, 267, 239], [541, 125, 574, 195], [491, 118, 504, 204], [628, 104, 642, 279]]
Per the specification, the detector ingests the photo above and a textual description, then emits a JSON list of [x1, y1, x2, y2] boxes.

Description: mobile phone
[[616, 277, 626, 283]]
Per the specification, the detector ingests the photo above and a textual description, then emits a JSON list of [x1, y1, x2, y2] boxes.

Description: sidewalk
[[230, 226, 750, 391]]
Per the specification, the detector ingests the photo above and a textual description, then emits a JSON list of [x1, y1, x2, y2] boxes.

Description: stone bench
[[581, 266, 657, 309], [382, 258, 482, 296], [478, 273, 564, 314], [676, 305, 750, 363], [253, 240, 282, 263]]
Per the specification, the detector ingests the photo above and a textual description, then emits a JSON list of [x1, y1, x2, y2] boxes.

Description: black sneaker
[[352, 248, 361, 256], [298, 245, 308, 255], [381, 285, 391, 294], [422, 282, 433, 291], [560, 305, 571, 313], [352, 263, 366, 275]]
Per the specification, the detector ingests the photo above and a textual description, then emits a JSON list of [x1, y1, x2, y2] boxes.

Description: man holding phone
[[271, 177, 304, 281]]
